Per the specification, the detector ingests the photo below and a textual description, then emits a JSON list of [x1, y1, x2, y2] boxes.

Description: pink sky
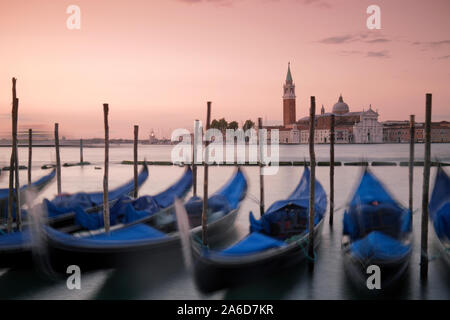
[[1, 0, 449, 139]]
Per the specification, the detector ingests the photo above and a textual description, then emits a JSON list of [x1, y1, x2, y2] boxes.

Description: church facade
[[266, 64, 384, 144]]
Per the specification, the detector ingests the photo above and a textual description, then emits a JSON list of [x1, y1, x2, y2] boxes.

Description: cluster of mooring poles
[[5, 79, 142, 236]]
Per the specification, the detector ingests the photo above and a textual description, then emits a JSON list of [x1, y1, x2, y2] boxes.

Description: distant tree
[[210, 118, 228, 134], [217, 118, 228, 132], [211, 119, 220, 130], [227, 121, 239, 130], [243, 119, 255, 131]]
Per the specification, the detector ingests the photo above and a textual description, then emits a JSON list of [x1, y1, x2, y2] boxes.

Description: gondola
[[0, 164, 149, 267], [342, 168, 412, 290], [191, 166, 327, 293], [42, 167, 247, 271], [429, 166, 450, 265], [44, 163, 149, 226], [0, 169, 56, 222]]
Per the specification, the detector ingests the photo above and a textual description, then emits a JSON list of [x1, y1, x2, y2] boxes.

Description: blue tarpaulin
[[429, 167, 450, 240], [43, 168, 247, 250], [0, 165, 149, 250], [184, 168, 247, 223], [343, 170, 411, 241], [343, 169, 412, 262], [219, 232, 286, 256], [250, 167, 327, 237], [71, 167, 193, 230], [44, 223, 167, 248], [48, 165, 149, 211], [213, 167, 326, 256], [349, 231, 411, 261]]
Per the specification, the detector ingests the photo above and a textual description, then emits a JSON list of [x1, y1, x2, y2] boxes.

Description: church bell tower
[[283, 62, 296, 126]]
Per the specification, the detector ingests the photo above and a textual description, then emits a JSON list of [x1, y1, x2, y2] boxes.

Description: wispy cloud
[[299, 0, 331, 9], [337, 50, 362, 56], [320, 35, 354, 44], [337, 49, 390, 59], [412, 40, 450, 48], [366, 38, 390, 44], [176, 0, 235, 6], [319, 32, 390, 45], [436, 54, 450, 60], [367, 50, 389, 58], [176, 0, 331, 8]]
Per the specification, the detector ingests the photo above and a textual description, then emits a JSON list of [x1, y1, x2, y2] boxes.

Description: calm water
[[0, 144, 449, 299]]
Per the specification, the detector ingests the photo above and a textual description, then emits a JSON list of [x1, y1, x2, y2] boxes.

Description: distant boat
[[0, 164, 149, 268], [429, 166, 450, 265], [41, 168, 246, 271], [342, 168, 412, 290], [0, 169, 56, 223], [191, 166, 327, 293]]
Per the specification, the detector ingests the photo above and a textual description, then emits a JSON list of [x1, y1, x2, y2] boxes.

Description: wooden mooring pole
[[192, 119, 199, 197], [307, 96, 316, 260], [13, 98, 21, 230], [202, 102, 212, 246], [7, 78, 19, 232], [13, 79, 22, 230], [420, 94, 432, 279], [7, 151, 14, 233], [103, 104, 110, 233], [55, 123, 61, 194], [28, 129, 32, 185], [80, 139, 84, 164], [329, 114, 335, 226], [258, 117, 265, 216], [133, 125, 139, 198], [409, 115, 415, 217]]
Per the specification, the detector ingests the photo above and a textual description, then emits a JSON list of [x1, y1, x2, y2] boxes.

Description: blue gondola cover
[[343, 169, 412, 262], [250, 167, 326, 237], [212, 167, 326, 256], [429, 167, 450, 240], [44, 167, 246, 249], [71, 168, 192, 229]]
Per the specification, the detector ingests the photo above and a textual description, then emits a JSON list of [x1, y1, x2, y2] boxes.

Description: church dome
[[332, 95, 349, 114]]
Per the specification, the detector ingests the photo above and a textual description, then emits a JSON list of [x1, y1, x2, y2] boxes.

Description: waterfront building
[[263, 64, 449, 144], [383, 120, 450, 143], [264, 64, 384, 144], [296, 95, 383, 144]]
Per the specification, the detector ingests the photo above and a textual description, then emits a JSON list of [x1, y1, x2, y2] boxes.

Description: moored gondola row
[[1, 163, 448, 293], [1, 84, 447, 295]]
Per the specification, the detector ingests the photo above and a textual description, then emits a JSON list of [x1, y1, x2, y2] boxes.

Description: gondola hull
[[0, 197, 136, 269], [429, 167, 450, 266], [193, 220, 324, 293], [0, 165, 151, 268], [342, 244, 411, 291], [431, 224, 450, 266], [0, 240, 32, 268], [0, 169, 56, 224], [44, 207, 240, 272]]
